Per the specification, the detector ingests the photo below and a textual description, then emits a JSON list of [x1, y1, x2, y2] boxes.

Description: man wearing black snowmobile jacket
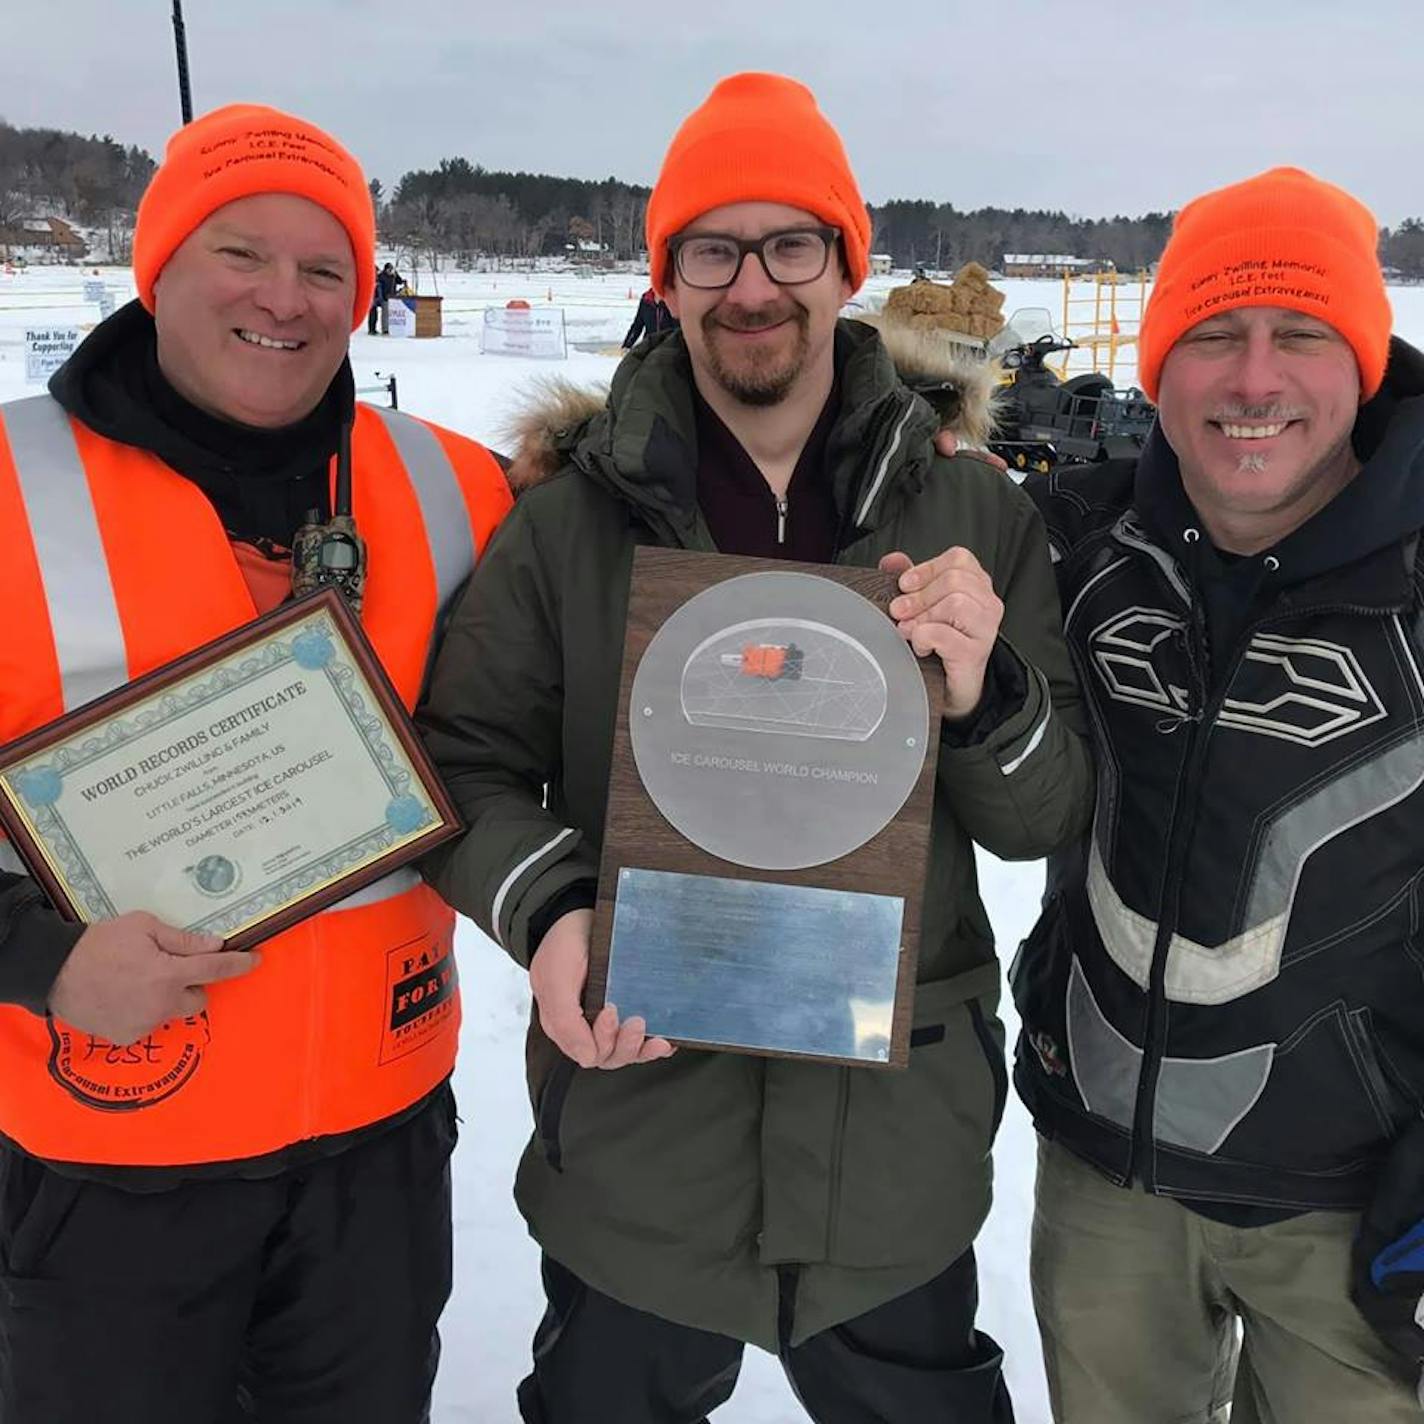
[[1015, 168, 1424, 1423]]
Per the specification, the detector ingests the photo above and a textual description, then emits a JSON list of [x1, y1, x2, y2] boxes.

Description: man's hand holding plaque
[[532, 907, 675, 1070], [881, 546, 1005, 720]]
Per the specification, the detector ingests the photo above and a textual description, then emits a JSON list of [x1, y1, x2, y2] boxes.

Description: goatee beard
[[702, 304, 810, 407]]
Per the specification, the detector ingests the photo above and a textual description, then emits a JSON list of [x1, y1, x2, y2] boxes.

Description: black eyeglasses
[[667, 226, 840, 290]]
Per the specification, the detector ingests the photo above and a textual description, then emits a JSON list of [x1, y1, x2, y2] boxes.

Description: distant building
[[564, 237, 612, 268], [1002, 253, 1109, 278], [869, 252, 894, 276], [0, 216, 88, 261]]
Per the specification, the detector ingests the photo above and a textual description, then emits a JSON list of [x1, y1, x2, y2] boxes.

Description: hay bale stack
[[884, 280, 956, 318], [881, 263, 1006, 342]]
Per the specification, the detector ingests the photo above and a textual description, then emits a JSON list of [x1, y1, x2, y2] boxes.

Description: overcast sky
[[5, 0, 1419, 225]]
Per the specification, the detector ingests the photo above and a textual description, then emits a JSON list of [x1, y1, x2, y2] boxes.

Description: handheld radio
[[292, 420, 366, 610]]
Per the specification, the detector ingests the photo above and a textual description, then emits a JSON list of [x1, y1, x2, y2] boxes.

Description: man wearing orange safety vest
[[0, 105, 511, 1423]]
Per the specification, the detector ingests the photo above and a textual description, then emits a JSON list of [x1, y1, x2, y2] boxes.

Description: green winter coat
[[420, 320, 1092, 1348]]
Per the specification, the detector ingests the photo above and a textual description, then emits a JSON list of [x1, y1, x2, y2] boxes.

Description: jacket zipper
[[578, 390, 915, 556], [1127, 593, 1397, 1187]]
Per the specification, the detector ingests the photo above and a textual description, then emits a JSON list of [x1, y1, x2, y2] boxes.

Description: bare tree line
[[5, 118, 1424, 280], [379, 158, 649, 266], [0, 119, 154, 260]]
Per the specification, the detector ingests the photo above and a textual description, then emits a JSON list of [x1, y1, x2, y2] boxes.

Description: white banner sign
[[480, 306, 568, 360], [84, 279, 116, 321], [25, 327, 82, 384], [386, 298, 415, 338]]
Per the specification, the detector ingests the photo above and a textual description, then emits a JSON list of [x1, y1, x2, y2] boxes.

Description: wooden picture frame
[[0, 589, 459, 951]]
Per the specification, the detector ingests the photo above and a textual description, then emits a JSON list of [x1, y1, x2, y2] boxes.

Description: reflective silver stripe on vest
[[3, 396, 127, 711], [372, 408, 479, 613], [330, 866, 421, 910]]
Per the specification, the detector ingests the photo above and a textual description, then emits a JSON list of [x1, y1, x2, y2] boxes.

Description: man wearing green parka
[[420, 72, 1092, 1424]]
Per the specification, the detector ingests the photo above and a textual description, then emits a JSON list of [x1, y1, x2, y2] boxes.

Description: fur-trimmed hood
[[500, 317, 1001, 492], [501, 375, 608, 492], [851, 312, 1002, 447]]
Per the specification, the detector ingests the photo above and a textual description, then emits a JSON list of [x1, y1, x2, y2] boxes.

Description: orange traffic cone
[[627, 286, 634, 300]]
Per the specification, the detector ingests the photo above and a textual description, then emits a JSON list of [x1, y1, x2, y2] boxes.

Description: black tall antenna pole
[[172, 1, 194, 124]]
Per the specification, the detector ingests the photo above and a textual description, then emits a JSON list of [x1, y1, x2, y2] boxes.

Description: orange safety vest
[[0, 395, 511, 1167]]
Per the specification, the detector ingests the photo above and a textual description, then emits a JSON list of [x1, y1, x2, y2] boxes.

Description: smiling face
[[663, 201, 851, 409], [1156, 306, 1363, 549], [152, 193, 355, 429]]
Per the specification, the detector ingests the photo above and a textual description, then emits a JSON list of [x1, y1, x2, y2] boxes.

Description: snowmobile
[[987, 308, 1155, 474]]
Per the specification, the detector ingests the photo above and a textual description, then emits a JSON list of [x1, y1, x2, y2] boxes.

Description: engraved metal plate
[[629, 572, 929, 870], [607, 868, 904, 1062]]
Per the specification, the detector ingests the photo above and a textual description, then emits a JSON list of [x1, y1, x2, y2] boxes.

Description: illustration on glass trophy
[[680, 618, 888, 742]]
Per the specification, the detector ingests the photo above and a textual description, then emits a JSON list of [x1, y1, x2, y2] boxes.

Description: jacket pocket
[[0, 1152, 81, 1281], [829, 967, 1002, 1269], [1008, 892, 1081, 1105], [1008, 891, 1061, 1019], [535, 1057, 578, 1173], [1227, 1002, 1412, 1170], [968, 999, 1008, 1137], [1343, 1009, 1414, 1140]]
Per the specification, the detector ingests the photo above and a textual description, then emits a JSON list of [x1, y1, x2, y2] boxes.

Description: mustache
[[1209, 403, 1310, 422], [705, 302, 803, 334]]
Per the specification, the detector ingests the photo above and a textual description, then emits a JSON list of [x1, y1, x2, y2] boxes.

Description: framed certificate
[[0, 590, 459, 950]]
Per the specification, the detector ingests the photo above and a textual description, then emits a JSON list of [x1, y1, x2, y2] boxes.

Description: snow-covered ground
[[0, 263, 1163, 440], [4, 266, 1424, 1422]]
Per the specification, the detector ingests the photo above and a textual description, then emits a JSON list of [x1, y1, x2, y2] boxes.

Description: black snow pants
[[0, 1084, 456, 1424], [517, 1246, 1015, 1423]]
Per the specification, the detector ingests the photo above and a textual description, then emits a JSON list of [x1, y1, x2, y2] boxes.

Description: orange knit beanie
[[1139, 166, 1392, 402], [644, 73, 871, 297], [134, 104, 376, 329]]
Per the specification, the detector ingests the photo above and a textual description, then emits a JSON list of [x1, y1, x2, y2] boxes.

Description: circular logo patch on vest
[[48, 1012, 210, 1112]]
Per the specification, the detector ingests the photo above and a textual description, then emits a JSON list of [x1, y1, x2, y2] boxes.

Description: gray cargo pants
[[1030, 1135, 1420, 1423]]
